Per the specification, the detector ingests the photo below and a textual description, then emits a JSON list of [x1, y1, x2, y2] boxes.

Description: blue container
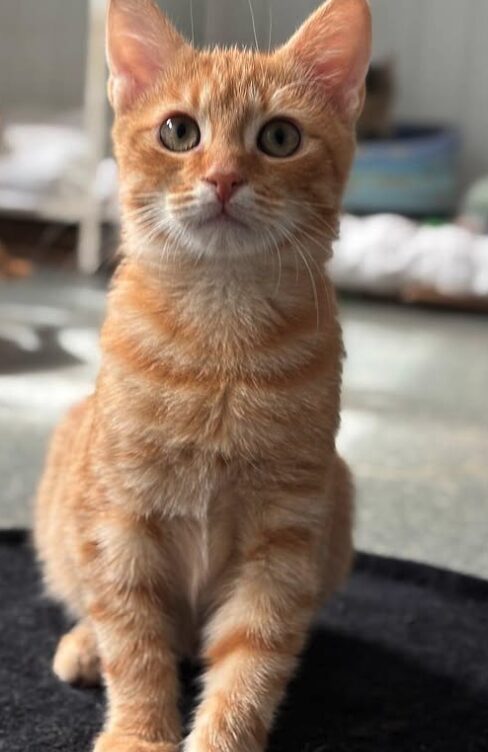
[[344, 125, 461, 216]]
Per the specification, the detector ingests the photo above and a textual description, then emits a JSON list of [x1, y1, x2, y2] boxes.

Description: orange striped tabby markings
[[34, 0, 370, 751]]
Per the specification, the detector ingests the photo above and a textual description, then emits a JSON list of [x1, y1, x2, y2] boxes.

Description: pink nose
[[204, 171, 245, 204]]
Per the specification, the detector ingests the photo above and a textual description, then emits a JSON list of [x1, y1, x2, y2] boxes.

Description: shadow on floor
[[0, 326, 82, 374]]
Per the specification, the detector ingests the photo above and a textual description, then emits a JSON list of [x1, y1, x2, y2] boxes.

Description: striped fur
[[34, 1, 371, 751]]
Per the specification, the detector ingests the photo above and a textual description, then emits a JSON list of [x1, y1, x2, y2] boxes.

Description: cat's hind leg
[[53, 619, 101, 686]]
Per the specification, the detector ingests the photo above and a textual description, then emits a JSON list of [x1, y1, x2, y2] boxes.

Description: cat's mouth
[[194, 206, 249, 231]]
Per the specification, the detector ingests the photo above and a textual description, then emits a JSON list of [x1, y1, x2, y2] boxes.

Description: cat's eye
[[257, 119, 301, 158], [159, 115, 201, 152]]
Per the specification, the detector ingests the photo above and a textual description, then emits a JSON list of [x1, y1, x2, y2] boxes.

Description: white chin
[[189, 218, 258, 257]]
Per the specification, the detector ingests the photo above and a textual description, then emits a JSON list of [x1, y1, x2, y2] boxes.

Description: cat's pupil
[[177, 123, 187, 139], [274, 128, 285, 146]]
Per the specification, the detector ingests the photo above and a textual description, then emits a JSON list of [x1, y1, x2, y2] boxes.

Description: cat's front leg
[[90, 586, 181, 752], [185, 493, 326, 752], [80, 514, 182, 752]]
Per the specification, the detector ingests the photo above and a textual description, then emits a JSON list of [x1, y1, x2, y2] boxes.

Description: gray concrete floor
[[1, 271, 487, 578], [338, 298, 488, 579]]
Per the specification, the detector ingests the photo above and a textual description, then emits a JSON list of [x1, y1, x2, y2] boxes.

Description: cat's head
[[107, 0, 371, 264]]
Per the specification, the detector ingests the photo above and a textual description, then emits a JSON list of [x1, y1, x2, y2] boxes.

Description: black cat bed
[[1, 530, 487, 752]]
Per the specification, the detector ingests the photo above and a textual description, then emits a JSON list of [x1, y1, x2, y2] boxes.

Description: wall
[[0, 0, 199, 111], [0, 0, 87, 111], [204, 0, 310, 48], [369, 0, 488, 184]]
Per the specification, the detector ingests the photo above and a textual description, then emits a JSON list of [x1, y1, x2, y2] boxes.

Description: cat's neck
[[99, 250, 339, 394], [115, 243, 332, 319]]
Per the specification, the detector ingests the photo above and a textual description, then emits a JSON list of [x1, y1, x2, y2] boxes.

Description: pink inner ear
[[109, 37, 153, 102], [106, 0, 188, 111], [284, 0, 372, 120]]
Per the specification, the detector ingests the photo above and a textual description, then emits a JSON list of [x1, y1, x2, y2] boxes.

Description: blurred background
[[0, 0, 487, 578]]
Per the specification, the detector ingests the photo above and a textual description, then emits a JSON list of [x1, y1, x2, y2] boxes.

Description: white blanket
[[330, 214, 488, 298]]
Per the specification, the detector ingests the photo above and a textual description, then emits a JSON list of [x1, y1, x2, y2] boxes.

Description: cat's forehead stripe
[[181, 53, 275, 112], [188, 82, 268, 128], [199, 82, 213, 111]]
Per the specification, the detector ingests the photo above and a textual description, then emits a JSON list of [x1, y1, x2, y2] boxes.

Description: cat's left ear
[[279, 0, 372, 123], [106, 0, 190, 112]]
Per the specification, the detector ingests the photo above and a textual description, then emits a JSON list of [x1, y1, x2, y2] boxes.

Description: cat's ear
[[106, 0, 189, 112], [280, 0, 372, 122]]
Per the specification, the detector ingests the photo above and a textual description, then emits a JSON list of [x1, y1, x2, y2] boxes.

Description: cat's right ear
[[279, 0, 372, 123], [106, 0, 189, 113]]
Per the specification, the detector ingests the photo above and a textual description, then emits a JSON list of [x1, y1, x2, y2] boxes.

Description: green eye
[[257, 119, 301, 158], [159, 115, 201, 152]]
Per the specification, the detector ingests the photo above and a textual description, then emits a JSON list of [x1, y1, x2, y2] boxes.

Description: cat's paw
[[183, 731, 211, 752], [94, 733, 179, 752], [53, 622, 101, 686]]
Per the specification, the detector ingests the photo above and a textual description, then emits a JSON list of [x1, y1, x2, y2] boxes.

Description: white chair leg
[[77, 0, 108, 273]]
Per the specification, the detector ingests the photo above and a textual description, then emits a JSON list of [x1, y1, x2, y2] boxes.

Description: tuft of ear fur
[[280, 0, 372, 122], [106, 0, 189, 112]]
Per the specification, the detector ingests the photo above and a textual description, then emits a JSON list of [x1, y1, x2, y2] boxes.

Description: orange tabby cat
[[34, 1, 371, 750]]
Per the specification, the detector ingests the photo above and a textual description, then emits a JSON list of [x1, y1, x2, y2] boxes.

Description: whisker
[[267, 1, 273, 54], [263, 226, 283, 297], [278, 224, 323, 329], [300, 244, 332, 321], [189, 0, 195, 45], [284, 221, 334, 320], [292, 215, 337, 246], [261, 228, 278, 292], [290, 208, 338, 240], [247, 0, 259, 51], [282, 197, 338, 211], [125, 191, 165, 203], [297, 244, 320, 329], [167, 191, 197, 205]]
